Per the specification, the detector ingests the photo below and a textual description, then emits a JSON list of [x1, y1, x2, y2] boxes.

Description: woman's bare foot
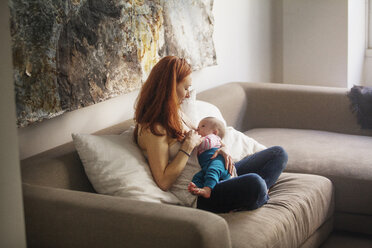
[[188, 182, 212, 198]]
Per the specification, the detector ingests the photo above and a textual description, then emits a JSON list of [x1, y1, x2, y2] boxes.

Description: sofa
[[21, 82, 372, 248]]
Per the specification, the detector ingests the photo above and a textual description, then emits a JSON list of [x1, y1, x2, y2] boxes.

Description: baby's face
[[197, 119, 215, 137]]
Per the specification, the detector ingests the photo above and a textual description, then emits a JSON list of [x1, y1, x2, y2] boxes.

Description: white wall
[[363, 0, 372, 86], [362, 0, 372, 87], [362, 56, 372, 86], [348, 0, 366, 88], [283, 0, 349, 87], [0, 2, 27, 247], [18, 0, 282, 159], [283, 0, 368, 88]]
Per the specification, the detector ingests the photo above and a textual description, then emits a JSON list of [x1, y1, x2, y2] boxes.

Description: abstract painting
[[10, 0, 216, 127]]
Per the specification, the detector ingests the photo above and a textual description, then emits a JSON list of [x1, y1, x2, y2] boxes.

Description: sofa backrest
[[21, 82, 372, 191], [201, 82, 372, 137], [21, 85, 248, 191], [21, 120, 135, 192], [197, 82, 247, 131], [241, 82, 372, 136]]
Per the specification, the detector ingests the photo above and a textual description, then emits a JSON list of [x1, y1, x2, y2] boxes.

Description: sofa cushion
[[220, 172, 333, 248], [246, 128, 372, 216]]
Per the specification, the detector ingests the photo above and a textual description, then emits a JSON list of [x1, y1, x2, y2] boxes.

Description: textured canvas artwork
[[10, 0, 216, 127]]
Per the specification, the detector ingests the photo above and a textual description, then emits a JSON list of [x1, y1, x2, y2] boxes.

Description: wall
[[283, 0, 368, 88], [348, 0, 367, 88], [363, 0, 372, 86], [18, 0, 282, 159], [363, 56, 372, 85], [283, 0, 349, 87], [0, 2, 27, 247]]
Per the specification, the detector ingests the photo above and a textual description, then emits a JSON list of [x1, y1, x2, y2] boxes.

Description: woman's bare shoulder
[[138, 123, 167, 136], [137, 123, 169, 149]]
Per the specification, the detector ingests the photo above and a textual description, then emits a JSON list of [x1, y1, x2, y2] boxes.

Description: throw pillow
[[347, 85, 372, 129], [72, 127, 181, 204], [222, 127, 266, 162], [181, 94, 265, 161]]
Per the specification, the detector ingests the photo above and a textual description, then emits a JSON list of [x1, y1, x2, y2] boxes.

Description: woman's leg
[[197, 173, 269, 213], [234, 146, 288, 189], [197, 146, 288, 213]]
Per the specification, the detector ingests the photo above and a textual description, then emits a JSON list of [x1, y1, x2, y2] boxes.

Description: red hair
[[134, 56, 192, 142]]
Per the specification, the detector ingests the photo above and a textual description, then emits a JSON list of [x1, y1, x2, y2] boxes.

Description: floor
[[320, 231, 372, 248]]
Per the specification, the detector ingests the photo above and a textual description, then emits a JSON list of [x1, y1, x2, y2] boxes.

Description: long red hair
[[134, 56, 192, 142]]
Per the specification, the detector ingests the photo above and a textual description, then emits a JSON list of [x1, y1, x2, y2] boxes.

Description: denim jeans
[[197, 146, 288, 213]]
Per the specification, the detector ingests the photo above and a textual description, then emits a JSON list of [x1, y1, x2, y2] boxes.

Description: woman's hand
[[211, 147, 234, 175], [181, 130, 202, 153]]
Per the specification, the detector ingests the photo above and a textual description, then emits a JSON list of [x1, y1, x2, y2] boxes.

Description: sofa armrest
[[23, 183, 231, 248]]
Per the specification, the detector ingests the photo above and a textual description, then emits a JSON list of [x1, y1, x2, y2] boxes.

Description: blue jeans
[[197, 146, 288, 213]]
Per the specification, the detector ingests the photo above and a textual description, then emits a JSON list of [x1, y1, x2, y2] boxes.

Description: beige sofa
[[21, 82, 372, 248]]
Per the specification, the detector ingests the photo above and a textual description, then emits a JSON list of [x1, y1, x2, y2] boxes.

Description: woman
[[134, 56, 288, 213]]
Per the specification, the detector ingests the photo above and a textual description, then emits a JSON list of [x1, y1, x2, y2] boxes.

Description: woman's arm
[[139, 126, 201, 191]]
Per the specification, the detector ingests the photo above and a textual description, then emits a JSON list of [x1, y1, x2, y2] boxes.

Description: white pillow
[[72, 127, 181, 204], [181, 93, 265, 161], [222, 127, 266, 162]]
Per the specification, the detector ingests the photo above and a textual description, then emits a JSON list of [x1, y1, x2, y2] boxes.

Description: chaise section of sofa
[[248, 128, 372, 234], [198, 82, 372, 235]]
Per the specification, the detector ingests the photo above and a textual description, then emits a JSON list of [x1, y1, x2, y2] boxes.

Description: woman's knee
[[246, 174, 268, 209], [242, 174, 267, 194], [271, 146, 288, 169]]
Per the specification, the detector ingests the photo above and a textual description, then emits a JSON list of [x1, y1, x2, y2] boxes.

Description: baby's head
[[197, 117, 225, 138]]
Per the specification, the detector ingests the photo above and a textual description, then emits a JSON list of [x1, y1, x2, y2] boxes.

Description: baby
[[188, 117, 230, 198]]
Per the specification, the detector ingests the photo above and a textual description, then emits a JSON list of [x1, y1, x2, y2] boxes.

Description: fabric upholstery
[[21, 119, 134, 191], [220, 173, 334, 248], [335, 212, 372, 235], [23, 183, 232, 248], [204, 82, 372, 137], [320, 230, 372, 248], [246, 128, 372, 234], [246, 128, 372, 216], [300, 218, 333, 248], [197, 82, 247, 130]]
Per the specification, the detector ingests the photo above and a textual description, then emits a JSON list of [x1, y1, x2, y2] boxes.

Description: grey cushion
[[246, 128, 372, 216], [220, 173, 334, 248]]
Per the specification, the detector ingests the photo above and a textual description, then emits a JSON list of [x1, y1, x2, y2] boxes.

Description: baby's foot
[[188, 182, 212, 198], [188, 182, 198, 193], [197, 187, 212, 198]]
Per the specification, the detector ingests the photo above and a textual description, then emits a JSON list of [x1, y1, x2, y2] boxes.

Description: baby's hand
[[183, 130, 202, 150]]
